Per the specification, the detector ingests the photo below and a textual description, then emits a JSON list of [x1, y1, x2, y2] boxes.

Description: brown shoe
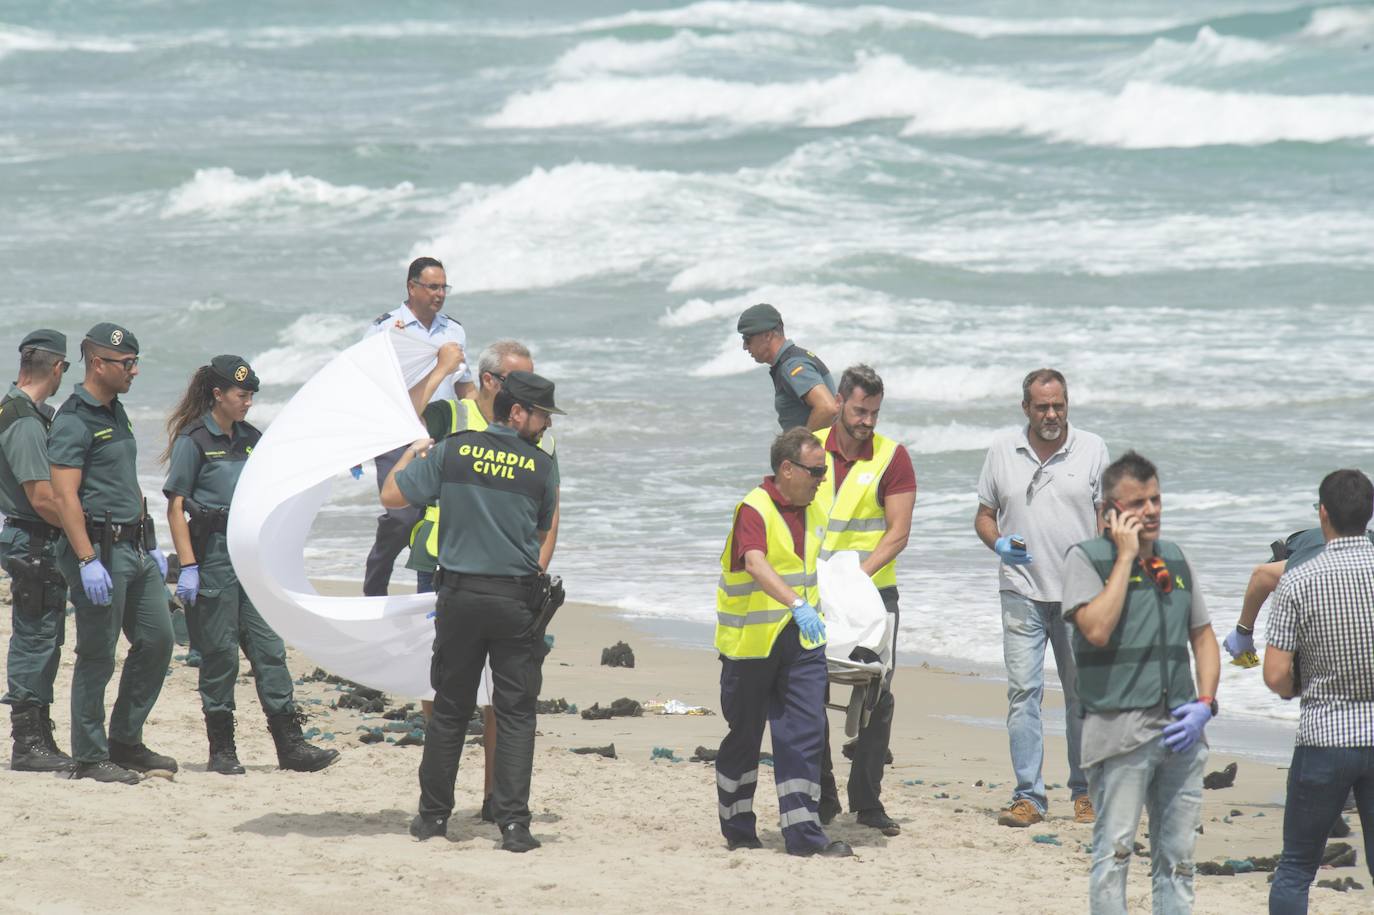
[[997, 799, 1043, 828], [1074, 795, 1096, 824]]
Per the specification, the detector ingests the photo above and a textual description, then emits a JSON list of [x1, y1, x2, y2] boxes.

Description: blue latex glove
[[1162, 701, 1212, 753], [150, 547, 168, 581], [176, 564, 200, 605], [994, 535, 1033, 566], [350, 465, 364, 480], [80, 559, 113, 606], [791, 600, 826, 645], [1222, 629, 1255, 659]]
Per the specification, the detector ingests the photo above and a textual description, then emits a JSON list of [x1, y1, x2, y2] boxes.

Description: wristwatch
[[791, 597, 806, 609], [1197, 695, 1219, 717]]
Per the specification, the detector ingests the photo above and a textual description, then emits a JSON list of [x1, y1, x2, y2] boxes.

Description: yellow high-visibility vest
[[715, 486, 825, 659], [812, 427, 899, 589], [408, 399, 556, 565]]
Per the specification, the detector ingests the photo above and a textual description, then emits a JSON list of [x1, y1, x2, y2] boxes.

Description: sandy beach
[[1, 583, 1366, 915]]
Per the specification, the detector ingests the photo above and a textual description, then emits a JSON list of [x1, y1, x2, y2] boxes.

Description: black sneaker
[[818, 796, 843, 826], [409, 814, 447, 841], [109, 740, 178, 774], [856, 808, 901, 836], [479, 794, 494, 823], [70, 760, 140, 785], [500, 822, 542, 853], [727, 836, 763, 851], [791, 839, 854, 858]]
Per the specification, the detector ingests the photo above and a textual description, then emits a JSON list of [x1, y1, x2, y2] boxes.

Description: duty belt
[[86, 521, 145, 545], [432, 569, 539, 601], [4, 517, 60, 541]]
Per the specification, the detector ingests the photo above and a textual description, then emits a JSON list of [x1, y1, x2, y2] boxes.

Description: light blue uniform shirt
[[364, 304, 473, 402]]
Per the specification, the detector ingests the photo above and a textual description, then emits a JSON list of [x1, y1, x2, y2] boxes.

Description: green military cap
[[505, 370, 566, 415], [84, 322, 139, 355], [209, 354, 260, 392], [737, 302, 783, 336], [19, 329, 67, 357]]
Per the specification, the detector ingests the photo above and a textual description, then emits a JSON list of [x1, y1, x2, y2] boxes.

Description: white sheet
[[817, 551, 888, 662], [228, 329, 452, 700]]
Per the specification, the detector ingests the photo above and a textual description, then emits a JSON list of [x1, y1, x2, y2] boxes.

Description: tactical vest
[[812, 427, 899, 589], [769, 342, 831, 427], [715, 487, 825, 660], [1072, 538, 1197, 714], [408, 401, 557, 571], [0, 392, 48, 435]]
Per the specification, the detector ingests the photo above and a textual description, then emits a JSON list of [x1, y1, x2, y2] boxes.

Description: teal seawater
[[3, 1, 1373, 722]]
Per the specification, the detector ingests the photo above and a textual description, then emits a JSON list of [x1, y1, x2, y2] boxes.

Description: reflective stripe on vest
[[409, 399, 554, 563], [1071, 538, 1198, 714], [714, 486, 824, 660], [812, 427, 899, 588]]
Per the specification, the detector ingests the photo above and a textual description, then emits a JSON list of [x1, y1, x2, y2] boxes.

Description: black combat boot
[[9, 705, 74, 772], [109, 739, 179, 774], [37, 705, 73, 761], [266, 710, 340, 772], [205, 711, 246, 775]]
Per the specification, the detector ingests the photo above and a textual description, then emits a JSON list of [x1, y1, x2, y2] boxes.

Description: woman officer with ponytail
[[162, 355, 337, 775]]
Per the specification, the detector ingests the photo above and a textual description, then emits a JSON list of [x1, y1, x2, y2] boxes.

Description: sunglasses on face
[[791, 460, 827, 480], [94, 355, 139, 371], [1139, 554, 1173, 594]]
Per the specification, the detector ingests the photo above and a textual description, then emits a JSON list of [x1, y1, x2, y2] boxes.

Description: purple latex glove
[[1162, 701, 1212, 753]]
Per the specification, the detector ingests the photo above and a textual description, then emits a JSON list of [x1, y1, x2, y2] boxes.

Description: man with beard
[[811, 364, 915, 835], [975, 368, 1109, 827], [382, 371, 563, 853]]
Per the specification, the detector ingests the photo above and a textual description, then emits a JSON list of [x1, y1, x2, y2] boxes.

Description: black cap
[[737, 303, 782, 336], [19, 329, 67, 358], [209, 354, 259, 392], [504, 370, 566, 415], [84, 322, 139, 355]]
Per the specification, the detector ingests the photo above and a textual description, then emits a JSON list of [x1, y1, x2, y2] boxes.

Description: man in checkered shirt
[[1263, 468, 1374, 913]]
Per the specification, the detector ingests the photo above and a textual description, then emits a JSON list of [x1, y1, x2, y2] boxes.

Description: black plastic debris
[[570, 744, 617, 759], [601, 641, 635, 669], [691, 746, 719, 763], [1203, 762, 1238, 789]]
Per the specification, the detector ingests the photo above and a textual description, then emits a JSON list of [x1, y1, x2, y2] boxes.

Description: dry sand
[[1, 583, 1368, 914]]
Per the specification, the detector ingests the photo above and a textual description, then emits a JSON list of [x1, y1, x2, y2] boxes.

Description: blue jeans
[[1270, 745, 1374, 914], [1088, 738, 1206, 914], [416, 570, 435, 594], [1001, 590, 1087, 811]]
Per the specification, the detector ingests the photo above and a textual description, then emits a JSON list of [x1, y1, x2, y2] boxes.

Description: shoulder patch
[[371, 311, 392, 325]]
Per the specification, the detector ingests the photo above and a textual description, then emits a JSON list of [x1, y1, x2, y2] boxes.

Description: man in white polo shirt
[[360, 256, 475, 597], [974, 368, 1109, 827]]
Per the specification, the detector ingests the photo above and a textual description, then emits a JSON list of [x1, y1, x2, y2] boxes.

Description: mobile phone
[[1010, 536, 1026, 551]]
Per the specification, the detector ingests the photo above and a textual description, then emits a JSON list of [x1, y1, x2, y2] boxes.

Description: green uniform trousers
[[1, 525, 69, 707], [58, 541, 173, 763], [187, 571, 296, 717]]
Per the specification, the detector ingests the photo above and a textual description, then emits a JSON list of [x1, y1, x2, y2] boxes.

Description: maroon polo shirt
[[820, 427, 917, 503], [729, 476, 807, 572]]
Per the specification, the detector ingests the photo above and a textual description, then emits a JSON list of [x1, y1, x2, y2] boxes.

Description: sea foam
[[552, 30, 799, 77], [486, 53, 1374, 149], [162, 167, 415, 218]]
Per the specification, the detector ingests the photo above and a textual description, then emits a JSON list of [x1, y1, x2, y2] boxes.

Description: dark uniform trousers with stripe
[[717, 621, 829, 854]]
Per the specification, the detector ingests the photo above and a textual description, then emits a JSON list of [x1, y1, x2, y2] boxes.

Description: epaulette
[[371, 311, 393, 325]]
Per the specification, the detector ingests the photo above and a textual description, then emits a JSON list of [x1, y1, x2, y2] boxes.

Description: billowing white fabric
[[228, 329, 466, 700], [817, 551, 888, 662]]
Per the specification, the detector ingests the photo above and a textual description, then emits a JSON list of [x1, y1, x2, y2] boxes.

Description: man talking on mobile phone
[[1062, 451, 1219, 914], [974, 368, 1109, 828]]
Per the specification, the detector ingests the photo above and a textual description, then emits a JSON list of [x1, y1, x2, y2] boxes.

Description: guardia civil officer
[[49, 324, 174, 784], [162, 356, 339, 775], [406, 339, 558, 823], [715, 426, 853, 857], [381, 371, 562, 853], [738, 303, 837, 431], [2, 330, 74, 771]]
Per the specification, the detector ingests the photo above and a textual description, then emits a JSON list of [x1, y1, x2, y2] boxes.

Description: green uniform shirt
[[770, 340, 836, 430], [395, 423, 558, 576], [162, 412, 259, 511], [48, 383, 143, 524], [0, 386, 53, 523]]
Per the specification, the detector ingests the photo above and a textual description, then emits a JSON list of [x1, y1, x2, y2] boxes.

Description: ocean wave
[[161, 167, 416, 219], [248, 313, 359, 385], [552, 30, 800, 77], [1299, 5, 1374, 40], [486, 53, 1374, 149], [884, 422, 1006, 455], [0, 24, 135, 57], [1101, 26, 1284, 82]]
